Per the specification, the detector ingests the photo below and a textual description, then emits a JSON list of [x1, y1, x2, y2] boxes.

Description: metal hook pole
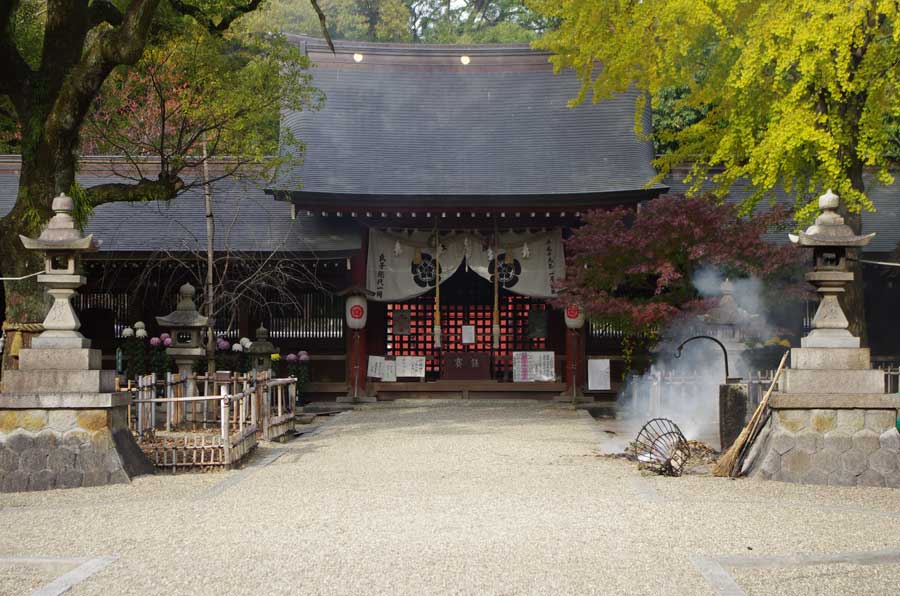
[[673, 335, 731, 382]]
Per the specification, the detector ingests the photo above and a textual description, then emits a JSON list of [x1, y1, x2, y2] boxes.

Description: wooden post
[[220, 386, 231, 467], [346, 227, 369, 398]]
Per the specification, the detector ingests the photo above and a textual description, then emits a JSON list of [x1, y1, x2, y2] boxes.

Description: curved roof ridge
[[286, 34, 544, 57]]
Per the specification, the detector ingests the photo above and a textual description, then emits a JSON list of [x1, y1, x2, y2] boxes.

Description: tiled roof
[[0, 158, 360, 255], [271, 37, 664, 200]]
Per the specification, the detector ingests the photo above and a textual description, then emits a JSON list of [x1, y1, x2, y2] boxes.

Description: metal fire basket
[[633, 418, 691, 477]]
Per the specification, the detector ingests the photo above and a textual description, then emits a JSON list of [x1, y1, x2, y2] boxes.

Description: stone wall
[[744, 408, 900, 487], [0, 405, 151, 492]]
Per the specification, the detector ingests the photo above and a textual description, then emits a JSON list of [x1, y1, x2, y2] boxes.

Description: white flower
[[134, 321, 145, 330], [122, 327, 134, 338], [239, 337, 252, 349], [231, 343, 244, 352], [135, 328, 148, 339]]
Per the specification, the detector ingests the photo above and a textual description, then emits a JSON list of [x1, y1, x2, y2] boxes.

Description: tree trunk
[[0, 131, 76, 324], [841, 165, 868, 345]]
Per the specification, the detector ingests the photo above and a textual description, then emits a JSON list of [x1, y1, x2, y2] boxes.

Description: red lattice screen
[[386, 295, 547, 379]]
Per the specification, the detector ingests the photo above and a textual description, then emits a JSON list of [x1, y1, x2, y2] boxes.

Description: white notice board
[[396, 356, 426, 378], [588, 359, 611, 391], [512, 351, 555, 382]]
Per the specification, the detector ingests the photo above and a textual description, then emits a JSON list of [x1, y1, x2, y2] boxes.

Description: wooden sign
[[393, 310, 411, 335], [441, 351, 491, 380]]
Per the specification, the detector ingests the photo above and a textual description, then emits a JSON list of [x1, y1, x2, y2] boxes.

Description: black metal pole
[[673, 335, 731, 381]]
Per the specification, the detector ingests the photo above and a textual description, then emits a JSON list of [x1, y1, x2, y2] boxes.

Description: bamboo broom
[[714, 350, 790, 477]]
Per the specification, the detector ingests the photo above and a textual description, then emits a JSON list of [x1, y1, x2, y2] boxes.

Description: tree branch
[[0, 0, 32, 108], [84, 174, 184, 207], [89, 0, 125, 27], [45, 0, 160, 150]]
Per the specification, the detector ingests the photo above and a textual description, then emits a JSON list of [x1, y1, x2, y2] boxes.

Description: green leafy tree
[[243, 0, 551, 43], [0, 0, 329, 325], [241, 0, 413, 42], [531, 0, 900, 339]]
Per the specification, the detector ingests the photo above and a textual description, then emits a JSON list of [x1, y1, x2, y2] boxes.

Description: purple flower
[[298, 353, 310, 362], [163, 337, 173, 347], [159, 333, 171, 340], [149, 337, 161, 347], [216, 339, 230, 351], [286, 353, 298, 362]]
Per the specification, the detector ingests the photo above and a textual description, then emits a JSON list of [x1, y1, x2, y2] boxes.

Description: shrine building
[[4, 37, 899, 400], [265, 37, 666, 400]]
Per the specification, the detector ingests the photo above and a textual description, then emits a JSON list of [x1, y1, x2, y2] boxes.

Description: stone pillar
[[719, 382, 749, 451]]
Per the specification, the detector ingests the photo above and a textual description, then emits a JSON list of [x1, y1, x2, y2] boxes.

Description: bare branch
[[309, 0, 334, 53]]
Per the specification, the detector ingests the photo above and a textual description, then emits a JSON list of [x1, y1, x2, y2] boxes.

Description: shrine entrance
[[384, 268, 559, 382]]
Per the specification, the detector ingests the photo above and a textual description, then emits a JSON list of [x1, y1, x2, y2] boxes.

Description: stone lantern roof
[[19, 193, 98, 252], [155, 283, 209, 328], [789, 189, 875, 248], [248, 325, 276, 356]]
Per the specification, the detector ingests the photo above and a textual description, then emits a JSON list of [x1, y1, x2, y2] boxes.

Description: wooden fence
[[120, 370, 297, 472]]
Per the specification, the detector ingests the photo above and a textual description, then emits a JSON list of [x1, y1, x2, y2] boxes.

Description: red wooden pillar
[[563, 327, 586, 400], [345, 227, 369, 400]]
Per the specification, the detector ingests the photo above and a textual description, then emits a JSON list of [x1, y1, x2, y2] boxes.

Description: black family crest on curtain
[[488, 253, 522, 289], [411, 253, 440, 288]]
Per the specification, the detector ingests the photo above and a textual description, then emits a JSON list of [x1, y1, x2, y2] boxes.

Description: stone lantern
[[19, 193, 98, 349], [156, 283, 208, 382], [789, 189, 875, 348], [248, 325, 277, 372], [739, 190, 900, 488], [0, 193, 155, 491]]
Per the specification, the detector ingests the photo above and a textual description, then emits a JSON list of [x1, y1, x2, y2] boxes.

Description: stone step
[[781, 368, 885, 395], [791, 347, 870, 370], [17, 348, 102, 371], [0, 369, 117, 394]]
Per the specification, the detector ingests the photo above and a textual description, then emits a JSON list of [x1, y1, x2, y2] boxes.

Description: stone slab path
[[2, 401, 900, 595]]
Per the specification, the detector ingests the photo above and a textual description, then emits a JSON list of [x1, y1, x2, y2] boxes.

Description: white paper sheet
[[461, 325, 475, 345], [396, 356, 426, 378], [512, 351, 555, 382], [367, 356, 385, 379], [588, 359, 611, 391], [381, 360, 397, 382]]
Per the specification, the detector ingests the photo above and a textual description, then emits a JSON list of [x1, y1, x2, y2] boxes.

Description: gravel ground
[[1, 400, 900, 595]]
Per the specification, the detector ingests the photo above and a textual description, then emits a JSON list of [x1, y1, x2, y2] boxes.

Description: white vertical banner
[[467, 230, 565, 299], [366, 229, 565, 301]]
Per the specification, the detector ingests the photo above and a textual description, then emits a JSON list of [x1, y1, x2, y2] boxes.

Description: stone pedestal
[[741, 348, 900, 487], [0, 393, 154, 491], [0, 344, 154, 492]]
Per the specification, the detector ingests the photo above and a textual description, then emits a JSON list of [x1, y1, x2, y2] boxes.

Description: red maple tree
[[558, 194, 803, 332]]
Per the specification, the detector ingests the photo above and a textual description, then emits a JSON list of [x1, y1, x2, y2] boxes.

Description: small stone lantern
[[248, 325, 277, 372], [156, 283, 209, 381], [19, 193, 98, 349], [789, 189, 874, 348]]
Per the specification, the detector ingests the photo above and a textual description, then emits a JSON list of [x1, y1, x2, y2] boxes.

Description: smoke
[[601, 267, 785, 454]]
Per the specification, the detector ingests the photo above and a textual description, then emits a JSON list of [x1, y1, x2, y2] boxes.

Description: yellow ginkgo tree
[[531, 0, 900, 339]]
